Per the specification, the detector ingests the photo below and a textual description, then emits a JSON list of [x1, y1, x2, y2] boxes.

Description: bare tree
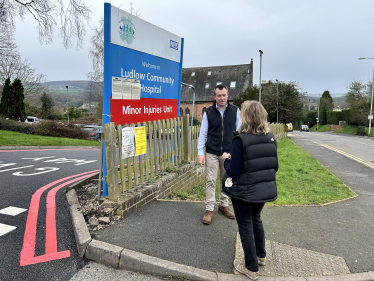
[[0, 39, 46, 98], [0, 0, 91, 49]]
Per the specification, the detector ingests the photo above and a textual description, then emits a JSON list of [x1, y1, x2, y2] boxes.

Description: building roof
[[181, 62, 253, 103]]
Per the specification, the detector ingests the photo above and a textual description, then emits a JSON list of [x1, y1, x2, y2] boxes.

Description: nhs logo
[[170, 40, 178, 50]]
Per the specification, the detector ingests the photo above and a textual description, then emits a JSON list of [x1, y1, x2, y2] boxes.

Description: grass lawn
[[167, 137, 355, 206], [0, 130, 101, 146]]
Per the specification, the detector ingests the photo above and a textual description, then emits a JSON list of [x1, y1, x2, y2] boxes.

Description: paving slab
[[235, 236, 349, 277]]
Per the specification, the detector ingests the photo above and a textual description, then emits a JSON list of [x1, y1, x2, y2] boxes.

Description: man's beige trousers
[[205, 153, 229, 211]]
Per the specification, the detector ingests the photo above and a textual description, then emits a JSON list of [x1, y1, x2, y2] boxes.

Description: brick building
[[180, 60, 253, 122]]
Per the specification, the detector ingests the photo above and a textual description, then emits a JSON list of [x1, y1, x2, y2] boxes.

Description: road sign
[[368, 115, 373, 120]]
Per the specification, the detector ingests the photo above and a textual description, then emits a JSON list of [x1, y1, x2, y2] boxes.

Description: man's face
[[214, 88, 229, 107]]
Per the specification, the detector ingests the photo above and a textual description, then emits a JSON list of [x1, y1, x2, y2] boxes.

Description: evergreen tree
[[233, 86, 259, 108], [319, 90, 334, 125], [0, 78, 13, 117], [10, 78, 26, 120], [40, 92, 54, 118]]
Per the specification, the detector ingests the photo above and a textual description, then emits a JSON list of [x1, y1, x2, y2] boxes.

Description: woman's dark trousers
[[231, 198, 266, 272]]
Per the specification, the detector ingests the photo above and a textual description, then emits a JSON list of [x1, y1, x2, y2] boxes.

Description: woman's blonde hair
[[238, 100, 270, 135]]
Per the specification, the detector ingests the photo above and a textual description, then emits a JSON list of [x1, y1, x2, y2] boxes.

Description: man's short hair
[[214, 84, 228, 94]]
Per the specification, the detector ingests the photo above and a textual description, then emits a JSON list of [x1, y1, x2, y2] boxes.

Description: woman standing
[[222, 101, 278, 280]]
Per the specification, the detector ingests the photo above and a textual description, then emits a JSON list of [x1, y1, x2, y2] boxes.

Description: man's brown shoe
[[234, 260, 258, 280], [218, 205, 235, 219], [202, 210, 213, 225]]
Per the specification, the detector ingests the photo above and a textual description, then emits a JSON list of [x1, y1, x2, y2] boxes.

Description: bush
[[0, 117, 90, 140], [188, 116, 201, 126], [0, 117, 36, 134], [357, 126, 366, 136], [326, 111, 342, 125]]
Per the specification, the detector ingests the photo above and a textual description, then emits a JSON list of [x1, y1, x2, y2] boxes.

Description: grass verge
[[309, 124, 332, 132], [166, 137, 355, 206], [0, 130, 101, 146]]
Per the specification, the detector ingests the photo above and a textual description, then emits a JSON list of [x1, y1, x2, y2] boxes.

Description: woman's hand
[[222, 152, 231, 160]]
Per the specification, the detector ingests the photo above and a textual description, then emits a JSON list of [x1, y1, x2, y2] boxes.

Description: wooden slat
[[117, 125, 127, 192], [126, 124, 133, 189], [161, 119, 166, 171], [137, 122, 145, 183], [132, 123, 138, 186], [148, 121, 154, 178], [166, 119, 171, 167], [171, 118, 175, 165], [154, 120, 159, 175]]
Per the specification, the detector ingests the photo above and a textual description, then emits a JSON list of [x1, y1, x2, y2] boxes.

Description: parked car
[[24, 116, 40, 124], [300, 125, 309, 132], [83, 125, 103, 141], [286, 123, 293, 132]]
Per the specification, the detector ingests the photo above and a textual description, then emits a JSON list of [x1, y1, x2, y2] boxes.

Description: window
[[205, 83, 210, 89], [230, 81, 236, 88], [180, 107, 183, 116], [208, 71, 211, 75], [216, 82, 222, 85], [185, 107, 190, 115], [191, 72, 195, 76]]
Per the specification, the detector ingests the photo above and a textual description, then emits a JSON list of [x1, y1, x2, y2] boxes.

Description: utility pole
[[317, 94, 320, 130], [259, 50, 263, 103], [66, 86, 69, 124], [276, 79, 279, 123]]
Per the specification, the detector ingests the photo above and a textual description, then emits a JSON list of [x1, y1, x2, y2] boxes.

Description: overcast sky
[[13, 0, 374, 96]]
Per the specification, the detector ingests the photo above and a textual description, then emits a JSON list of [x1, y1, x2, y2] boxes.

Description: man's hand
[[198, 155, 205, 167], [222, 152, 231, 160]]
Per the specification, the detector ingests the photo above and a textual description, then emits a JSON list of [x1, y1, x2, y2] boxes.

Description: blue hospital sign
[[102, 3, 184, 197]]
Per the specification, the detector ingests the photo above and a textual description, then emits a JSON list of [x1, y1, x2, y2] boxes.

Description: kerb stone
[[69, 205, 91, 257], [119, 248, 217, 281], [86, 239, 123, 268]]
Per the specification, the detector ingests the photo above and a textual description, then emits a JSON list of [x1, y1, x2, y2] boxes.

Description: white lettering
[[122, 105, 142, 115]]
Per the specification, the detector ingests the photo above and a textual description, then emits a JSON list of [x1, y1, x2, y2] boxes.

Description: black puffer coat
[[223, 132, 278, 203]]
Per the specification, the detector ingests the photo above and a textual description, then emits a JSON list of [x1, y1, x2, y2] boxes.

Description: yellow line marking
[[320, 144, 374, 169]]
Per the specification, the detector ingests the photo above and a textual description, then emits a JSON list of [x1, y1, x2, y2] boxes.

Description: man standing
[[198, 84, 241, 225]]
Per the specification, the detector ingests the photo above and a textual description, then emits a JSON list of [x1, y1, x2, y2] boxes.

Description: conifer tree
[[10, 78, 25, 120], [0, 78, 13, 117]]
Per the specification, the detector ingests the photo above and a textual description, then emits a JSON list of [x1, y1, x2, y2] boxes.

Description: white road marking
[[0, 223, 17, 236], [0, 206, 28, 216], [13, 167, 60, 176], [0, 165, 34, 173]]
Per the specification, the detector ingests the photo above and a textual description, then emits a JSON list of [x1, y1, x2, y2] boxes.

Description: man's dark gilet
[[205, 102, 238, 155]]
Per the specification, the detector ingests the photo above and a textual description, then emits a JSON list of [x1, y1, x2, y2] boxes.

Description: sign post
[[102, 3, 184, 197]]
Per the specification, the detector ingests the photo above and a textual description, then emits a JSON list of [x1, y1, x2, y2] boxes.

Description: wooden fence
[[103, 115, 200, 200], [103, 116, 286, 200]]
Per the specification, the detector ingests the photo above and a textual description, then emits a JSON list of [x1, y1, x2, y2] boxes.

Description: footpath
[[64, 134, 374, 281]]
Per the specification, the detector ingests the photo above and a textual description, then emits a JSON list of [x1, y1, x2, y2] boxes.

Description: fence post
[[182, 114, 191, 161], [103, 122, 119, 200]]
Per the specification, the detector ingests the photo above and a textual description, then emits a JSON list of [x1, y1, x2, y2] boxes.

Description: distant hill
[[41, 80, 90, 108], [305, 94, 347, 110]]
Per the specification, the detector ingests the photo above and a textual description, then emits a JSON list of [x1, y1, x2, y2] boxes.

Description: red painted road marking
[[20, 170, 99, 266]]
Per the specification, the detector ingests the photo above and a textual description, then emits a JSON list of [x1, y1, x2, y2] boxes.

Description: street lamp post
[[66, 86, 69, 124], [358, 57, 374, 136], [276, 79, 279, 123], [259, 50, 263, 103]]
